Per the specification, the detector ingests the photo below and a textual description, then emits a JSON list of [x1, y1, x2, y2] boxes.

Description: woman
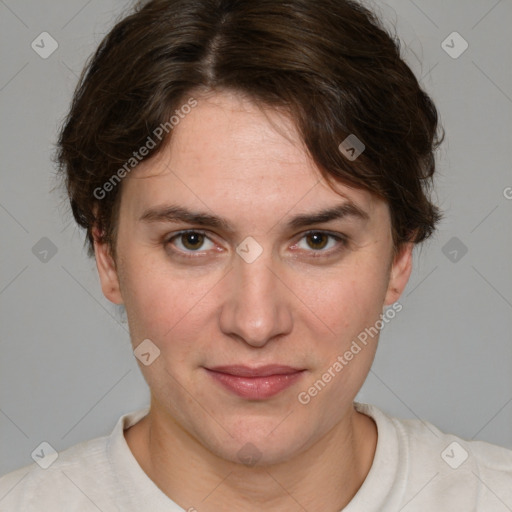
[[1, 0, 511, 510]]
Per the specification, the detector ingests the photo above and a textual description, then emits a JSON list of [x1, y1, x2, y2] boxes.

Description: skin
[[93, 89, 414, 511]]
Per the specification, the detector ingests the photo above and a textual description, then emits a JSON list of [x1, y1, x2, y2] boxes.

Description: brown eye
[[180, 232, 205, 251], [166, 230, 216, 255], [292, 231, 348, 257], [305, 232, 329, 250]]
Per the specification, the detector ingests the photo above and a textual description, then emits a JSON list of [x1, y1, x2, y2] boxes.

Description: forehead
[[120, 90, 381, 225], [137, 91, 318, 185]]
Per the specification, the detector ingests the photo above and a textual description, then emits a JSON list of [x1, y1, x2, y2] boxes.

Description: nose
[[218, 246, 293, 348]]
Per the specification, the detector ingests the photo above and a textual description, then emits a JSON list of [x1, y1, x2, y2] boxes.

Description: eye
[[292, 231, 348, 255], [166, 230, 216, 255], [164, 229, 348, 259]]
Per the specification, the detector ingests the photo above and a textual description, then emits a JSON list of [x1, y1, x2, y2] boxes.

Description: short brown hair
[[55, 0, 444, 260]]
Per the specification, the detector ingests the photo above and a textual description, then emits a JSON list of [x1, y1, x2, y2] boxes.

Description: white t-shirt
[[1, 402, 511, 511]]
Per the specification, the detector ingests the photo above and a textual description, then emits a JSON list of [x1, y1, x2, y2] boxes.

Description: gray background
[[1, 0, 511, 477]]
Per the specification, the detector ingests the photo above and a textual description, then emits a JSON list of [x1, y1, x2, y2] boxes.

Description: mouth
[[203, 365, 306, 400]]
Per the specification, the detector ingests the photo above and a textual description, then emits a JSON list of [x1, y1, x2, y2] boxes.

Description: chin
[[207, 420, 312, 468]]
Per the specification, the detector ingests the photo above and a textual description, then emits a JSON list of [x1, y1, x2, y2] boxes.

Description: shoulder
[[401, 415, 512, 508], [0, 434, 116, 512], [394, 411, 512, 472], [356, 402, 512, 510], [0, 408, 150, 512]]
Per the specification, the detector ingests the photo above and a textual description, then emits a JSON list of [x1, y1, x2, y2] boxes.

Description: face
[[94, 90, 413, 465]]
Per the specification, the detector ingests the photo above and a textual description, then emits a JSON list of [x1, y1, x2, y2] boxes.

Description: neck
[[125, 399, 377, 512]]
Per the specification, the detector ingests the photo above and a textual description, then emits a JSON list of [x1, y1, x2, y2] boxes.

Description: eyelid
[[165, 229, 217, 254], [165, 229, 348, 257], [290, 230, 348, 254]]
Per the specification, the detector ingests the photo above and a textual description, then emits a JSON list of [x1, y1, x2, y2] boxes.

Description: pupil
[[308, 233, 327, 250], [183, 233, 203, 250]]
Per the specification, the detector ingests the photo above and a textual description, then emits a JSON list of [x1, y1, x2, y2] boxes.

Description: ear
[[384, 241, 415, 306], [92, 224, 124, 305]]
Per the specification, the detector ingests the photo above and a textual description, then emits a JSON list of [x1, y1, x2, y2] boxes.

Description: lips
[[204, 365, 306, 400], [207, 364, 303, 377]]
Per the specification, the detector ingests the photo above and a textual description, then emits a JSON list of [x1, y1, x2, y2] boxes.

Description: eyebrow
[[138, 200, 369, 232]]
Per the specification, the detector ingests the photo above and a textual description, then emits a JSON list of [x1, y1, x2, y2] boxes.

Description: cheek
[[303, 259, 390, 341], [297, 268, 386, 411], [119, 239, 391, 357], [119, 256, 218, 348]]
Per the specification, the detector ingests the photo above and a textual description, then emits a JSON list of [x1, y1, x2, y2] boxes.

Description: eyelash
[[164, 229, 348, 259]]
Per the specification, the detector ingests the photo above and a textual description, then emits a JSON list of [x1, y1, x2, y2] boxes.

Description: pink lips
[[204, 365, 305, 400]]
